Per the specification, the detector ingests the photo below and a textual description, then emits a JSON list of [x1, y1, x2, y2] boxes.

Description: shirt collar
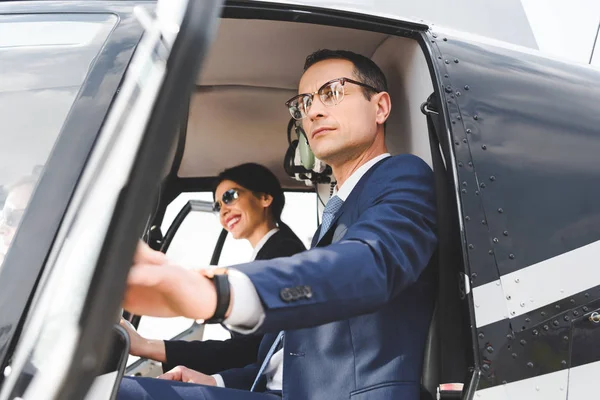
[[335, 153, 391, 201], [250, 228, 280, 261]]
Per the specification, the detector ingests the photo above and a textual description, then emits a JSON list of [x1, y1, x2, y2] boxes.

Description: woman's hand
[[119, 318, 166, 362], [158, 365, 217, 386]]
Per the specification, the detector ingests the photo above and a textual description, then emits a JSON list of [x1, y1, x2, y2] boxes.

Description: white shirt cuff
[[223, 269, 265, 334], [212, 374, 225, 388]]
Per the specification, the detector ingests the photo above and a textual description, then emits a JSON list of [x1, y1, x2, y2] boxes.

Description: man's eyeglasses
[[0, 206, 25, 228], [213, 189, 240, 212], [285, 77, 381, 120]]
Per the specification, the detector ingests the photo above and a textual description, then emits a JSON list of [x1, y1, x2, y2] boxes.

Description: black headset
[[283, 118, 332, 184]]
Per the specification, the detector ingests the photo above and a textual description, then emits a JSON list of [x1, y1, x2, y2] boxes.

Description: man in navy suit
[[119, 49, 437, 400]]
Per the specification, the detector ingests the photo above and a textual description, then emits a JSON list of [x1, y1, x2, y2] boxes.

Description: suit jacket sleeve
[[162, 334, 262, 374], [233, 155, 438, 333]]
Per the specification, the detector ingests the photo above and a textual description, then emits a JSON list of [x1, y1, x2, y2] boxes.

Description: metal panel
[[475, 369, 568, 400], [501, 240, 600, 320], [473, 279, 509, 328], [568, 361, 600, 400]]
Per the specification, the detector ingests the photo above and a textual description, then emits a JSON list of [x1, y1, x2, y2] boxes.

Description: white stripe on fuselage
[[473, 239, 600, 328], [474, 361, 600, 399]]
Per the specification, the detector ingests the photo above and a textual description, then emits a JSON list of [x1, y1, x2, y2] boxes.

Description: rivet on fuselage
[[445, 60, 450, 64], [454, 59, 459, 63], [498, 208, 504, 213], [490, 176, 496, 181], [474, 115, 479, 120], [466, 128, 472, 134], [493, 237, 499, 243], [527, 362, 534, 368], [480, 182, 486, 188], [482, 145, 487, 150], [509, 254, 515, 259], [464, 85, 470, 90], [503, 231, 509, 236]]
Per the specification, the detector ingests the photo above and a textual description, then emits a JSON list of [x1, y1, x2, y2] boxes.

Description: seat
[[420, 305, 440, 400]]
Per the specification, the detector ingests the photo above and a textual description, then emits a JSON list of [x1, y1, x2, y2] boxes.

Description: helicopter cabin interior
[[141, 14, 474, 400]]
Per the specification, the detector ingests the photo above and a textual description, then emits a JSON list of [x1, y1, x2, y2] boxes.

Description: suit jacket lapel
[[311, 156, 392, 248]]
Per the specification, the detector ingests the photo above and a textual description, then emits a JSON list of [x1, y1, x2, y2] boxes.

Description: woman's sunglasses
[[213, 189, 240, 212]]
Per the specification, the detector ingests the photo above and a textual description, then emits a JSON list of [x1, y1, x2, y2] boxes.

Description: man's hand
[[158, 366, 217, 386], [134, 240, 167, 265], [122, 241, 218, 320]]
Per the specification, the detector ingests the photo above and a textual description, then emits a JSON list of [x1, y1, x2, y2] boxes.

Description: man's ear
[[374, 91, 392, 126]]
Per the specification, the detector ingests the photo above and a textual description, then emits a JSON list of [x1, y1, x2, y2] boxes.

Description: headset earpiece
[[295, 123, 316, 170]]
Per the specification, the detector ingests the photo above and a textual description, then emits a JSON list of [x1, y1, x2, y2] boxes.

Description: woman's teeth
[[228, 216, 241, 229]]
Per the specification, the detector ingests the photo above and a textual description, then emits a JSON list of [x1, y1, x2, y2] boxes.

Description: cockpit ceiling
[[179, 19, 389, 189]]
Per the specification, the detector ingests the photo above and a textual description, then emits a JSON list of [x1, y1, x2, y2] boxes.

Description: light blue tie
[[317, 195, 344, 242], [250, 196, 344, 391]]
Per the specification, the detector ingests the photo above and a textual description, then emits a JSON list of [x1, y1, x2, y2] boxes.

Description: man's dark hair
[[304, 49, 388, 100]]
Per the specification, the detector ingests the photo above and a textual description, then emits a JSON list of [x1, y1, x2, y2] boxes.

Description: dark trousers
[[117, 377, 282, 400]]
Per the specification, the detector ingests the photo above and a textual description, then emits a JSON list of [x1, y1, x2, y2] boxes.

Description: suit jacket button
[[280, 288, 293, 302], [290, 287, 301, 300], [303, 286, 312, 298]]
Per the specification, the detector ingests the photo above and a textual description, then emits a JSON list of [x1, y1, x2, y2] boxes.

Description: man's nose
[[306, 95, 327, 121]]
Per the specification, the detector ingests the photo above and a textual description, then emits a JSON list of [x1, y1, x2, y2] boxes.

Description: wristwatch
[[202, 268, 231, 324]]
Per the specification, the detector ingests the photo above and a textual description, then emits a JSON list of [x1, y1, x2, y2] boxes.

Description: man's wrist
[[202, 269, 231, 323]]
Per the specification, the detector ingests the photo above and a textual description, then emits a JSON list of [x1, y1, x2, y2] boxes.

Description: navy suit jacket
[[220, 154, 438, 400]]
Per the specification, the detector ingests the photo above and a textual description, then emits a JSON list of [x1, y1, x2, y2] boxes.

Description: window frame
[[0, 2, 146, 377]]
